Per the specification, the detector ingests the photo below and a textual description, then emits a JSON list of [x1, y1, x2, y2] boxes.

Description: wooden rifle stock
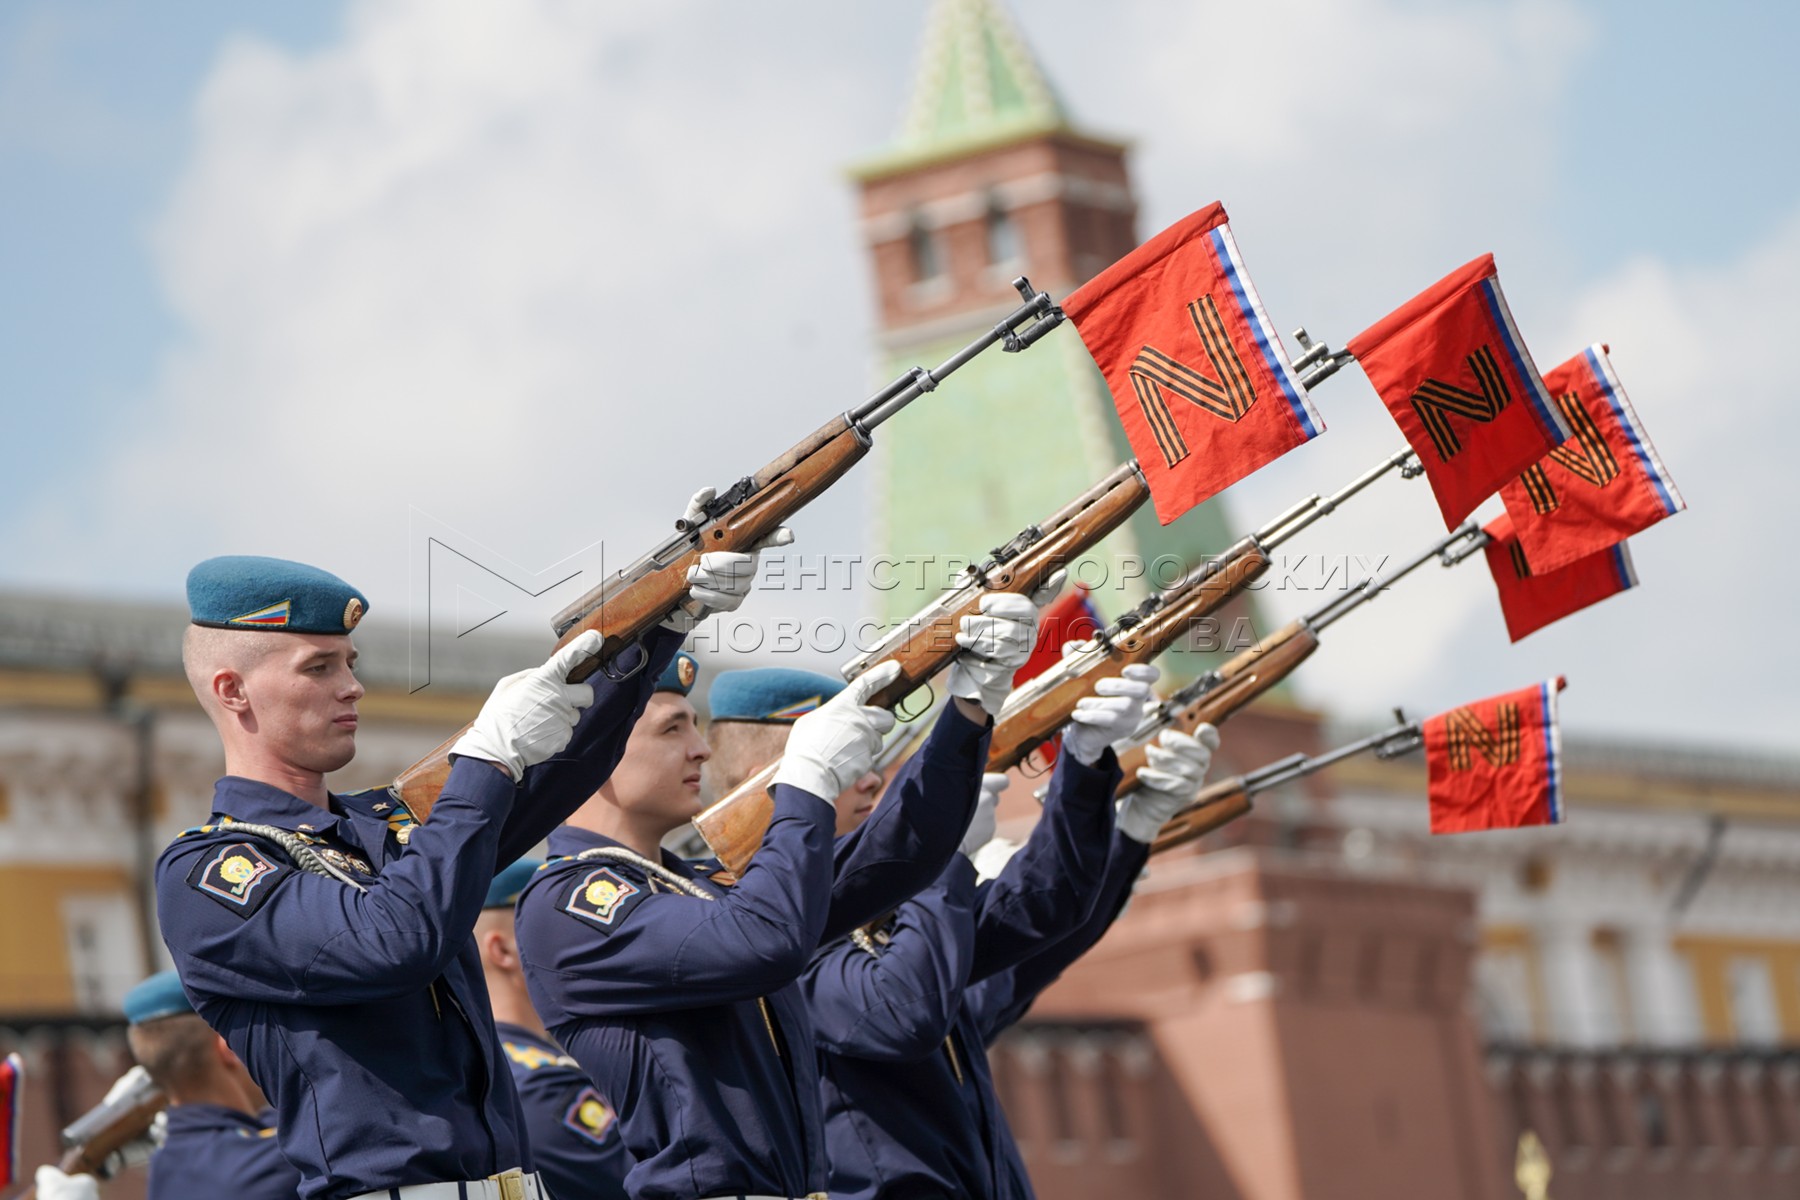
[[985, 548, 1271, 773], [1149, 777, 1253, 855], [391, 416, 872, 820], [691, 465, 1150, 875], [1113, 619, 1321, 794]]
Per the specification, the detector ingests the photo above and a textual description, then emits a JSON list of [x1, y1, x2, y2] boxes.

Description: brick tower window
[[907, 216, 941, 284], [985, 199, 1021, 269]]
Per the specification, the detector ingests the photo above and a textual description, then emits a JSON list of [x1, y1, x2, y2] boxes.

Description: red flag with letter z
[[1499, 343, 1686, 572], [1063, 203, 1323, 524], [1480, 511, 1637, 642], [1349, 255, 1571, 528], [1425, 678, 1566, 834]]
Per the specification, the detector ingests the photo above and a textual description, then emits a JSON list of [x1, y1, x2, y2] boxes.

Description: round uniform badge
[[677, 656, 697, 690], [343, 597, 365, 631]]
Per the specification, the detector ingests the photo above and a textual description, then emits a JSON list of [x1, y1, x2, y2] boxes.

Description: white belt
[[349, 1168, 545, 1200]]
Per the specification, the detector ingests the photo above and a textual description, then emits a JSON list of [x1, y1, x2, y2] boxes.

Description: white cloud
[[1, 0, 1784, 747]]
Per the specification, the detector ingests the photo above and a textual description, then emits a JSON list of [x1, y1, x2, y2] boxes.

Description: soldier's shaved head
[[180, 625, 288, 717]]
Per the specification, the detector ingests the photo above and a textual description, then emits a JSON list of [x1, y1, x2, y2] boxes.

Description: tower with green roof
[[850, 0, 1245, 677]]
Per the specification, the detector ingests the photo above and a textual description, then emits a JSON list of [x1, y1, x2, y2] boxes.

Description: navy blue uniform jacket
[[803, 748, 1124, 1200], [515, 704, 990, 1200], [147, 1104, 298, 1200], [155, 630, 682, 1200], [496, 1022, 629, 1200]]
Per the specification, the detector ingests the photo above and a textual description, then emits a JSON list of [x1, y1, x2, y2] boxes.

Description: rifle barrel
[[1259, 446, 1420, 551], [1304, 521, 1483, 633], [854, 279, 1057, 430], [1238, 719, 1423, 799]]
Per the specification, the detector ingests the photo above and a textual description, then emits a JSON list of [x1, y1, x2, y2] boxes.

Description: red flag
[[0, 1052, 20, 1189], [1349, 255, 1571, 528], [1499, 343, 1686, 572], [1425, 678, 1566, 834], [1481, 511, 1636, 642], [1063, 203, 1323, 524]]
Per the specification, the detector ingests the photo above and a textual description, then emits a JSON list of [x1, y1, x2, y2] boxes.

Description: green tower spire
[[868, 0, 1071, 176], [853, 0, 1256, 682]]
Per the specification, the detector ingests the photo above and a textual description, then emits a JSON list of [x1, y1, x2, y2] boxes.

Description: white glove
[[1060, 664, 1160, 766], [960, 772, 1007, 859], [451, 631, 603, 780], [771, 661, 900, 802], [35, 1166, 100, 1200], [947, 571, 1065, 716], [1116, 724, 1219, 844], [661, 489, 795, 632], [971, 835, 1021, 883]]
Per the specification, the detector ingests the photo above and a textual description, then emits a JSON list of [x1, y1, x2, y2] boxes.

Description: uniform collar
[[210, 776, 345, 837], [161, 1103, 273, 1137], [544, 824, 685, 873]]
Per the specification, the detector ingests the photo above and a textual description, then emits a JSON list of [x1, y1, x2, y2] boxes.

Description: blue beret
[[708, 668, 842, 723], [122, 971, 192, 1025], [656, 651, 699, 697], [187, 555, 369, 635], [485, 858, 544, 909]]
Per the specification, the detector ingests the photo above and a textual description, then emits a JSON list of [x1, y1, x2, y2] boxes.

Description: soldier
[[155, 540, 768, 1200], [800, 665, 1200, 1199], [125, 971, 301, 1199], [479, 858, 630, 1200], [515, 587, 1051, 1200], [31, 972, 303, 1200]]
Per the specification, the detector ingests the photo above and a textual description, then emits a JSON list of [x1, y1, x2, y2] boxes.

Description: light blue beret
[[656, 651, 699, 697], [708, 668, 843, 724], [485, 858, 545, 909], [187, 555, 368, 635], [122, 971, 193, 1025]]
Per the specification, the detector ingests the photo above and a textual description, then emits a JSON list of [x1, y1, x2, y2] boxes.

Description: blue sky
[[1, 0, 1794, 748]]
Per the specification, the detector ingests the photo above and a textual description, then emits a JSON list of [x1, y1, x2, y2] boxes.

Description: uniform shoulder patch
[[187, 842, 290, 917], [562, 866, 643, 929], [562, 1087, 617, 1146]]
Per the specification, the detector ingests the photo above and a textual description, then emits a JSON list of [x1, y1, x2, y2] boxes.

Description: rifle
[[54, 1066, 165, 1182], [691, 460, 1151, 874], [985, 448, 1421, 773], [393, 278, 1067, 820], [1112, 521, 1487, 793], [1150, 714, 1425, 855]]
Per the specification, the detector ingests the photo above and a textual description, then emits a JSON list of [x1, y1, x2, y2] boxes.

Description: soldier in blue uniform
[[515, 587, 1053, 1200], [121, 971, 303, 1200], [805, 703, 1221, 1200], [479, 856, 631, 1200], [155, 541, 771, 1200], [31, 972, 304, 1200]]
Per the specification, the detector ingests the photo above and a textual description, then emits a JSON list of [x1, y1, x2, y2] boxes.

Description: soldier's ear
[[213, 1033, 241, 1070], [213, 668, 251, 714], [475, 926, 521, 972]]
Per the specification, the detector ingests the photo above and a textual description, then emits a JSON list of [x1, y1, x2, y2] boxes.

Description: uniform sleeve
[[517, 785, 835, 1016], [966, 747, 1122, 984], [498, 628, 686, 865], [822, 703, 989, 942], [801, 856, 978, 1062], [965, 830, 1150, 1044], [513, 1066, 630, 1200], [156, 757, 514, 1004]]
